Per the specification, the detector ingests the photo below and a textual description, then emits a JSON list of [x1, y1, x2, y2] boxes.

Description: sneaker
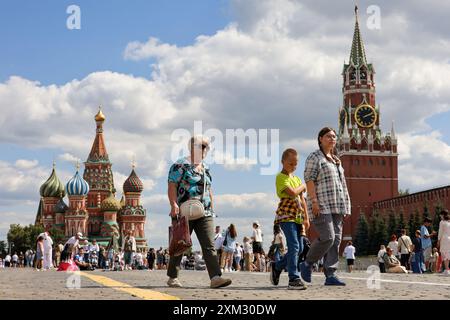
[[167, 277, 183, 288], [324, 276, 346, 286], [288, 278, 307, 290], [270, 262, 281, 286], [300, 262, 312, 283], [210, 276, 232, 288]]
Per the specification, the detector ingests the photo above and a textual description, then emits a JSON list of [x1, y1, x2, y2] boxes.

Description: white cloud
[[397, 131, 450, 191], [58, 153, 80, 164], [14, 159, 38, 170]]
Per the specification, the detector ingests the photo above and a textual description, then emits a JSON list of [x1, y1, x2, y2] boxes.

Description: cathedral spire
[[349, 4, 367, 66], [87, 107, 109, 163]]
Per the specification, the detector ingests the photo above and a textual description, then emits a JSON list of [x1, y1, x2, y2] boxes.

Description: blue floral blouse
[[168, 157, 213, 217]]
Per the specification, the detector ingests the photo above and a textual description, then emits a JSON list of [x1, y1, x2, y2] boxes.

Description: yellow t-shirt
[[275, 172, 304, 224], [276, 173, 302, 199]]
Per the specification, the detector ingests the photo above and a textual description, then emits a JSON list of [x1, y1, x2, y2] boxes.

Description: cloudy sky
[[1, 0, 450, 249]]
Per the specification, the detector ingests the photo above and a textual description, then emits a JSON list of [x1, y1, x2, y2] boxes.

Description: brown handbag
[[168, 215, 192, 256]]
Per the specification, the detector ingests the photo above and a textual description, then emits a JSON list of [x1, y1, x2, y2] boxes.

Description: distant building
[[311, 7, 449, 244], [36, 108, 148, 249]]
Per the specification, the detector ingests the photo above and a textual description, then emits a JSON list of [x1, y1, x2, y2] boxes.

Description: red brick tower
[[337, 6, 398, 241], [83, 107, 116, 237], [119, 162, 147, 249]]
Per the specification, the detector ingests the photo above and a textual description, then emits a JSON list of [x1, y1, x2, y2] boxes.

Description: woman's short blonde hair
[[188, 135, 211, 151]]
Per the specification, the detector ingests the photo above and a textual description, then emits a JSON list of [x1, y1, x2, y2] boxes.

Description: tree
[[354, 213, 370, 256], [387, 210, 398, 239], [407, 213, 415, 239], [368, 212, 388, 255], [433, 204, 443, 231], [413, 209, 422, 232], [423, 202, 430, 220], [398, 189, 410, 196], [7, 224, 44, 254], [0, 240, 7, 255], [398, 211, 406, 231], [48, 227, 65, 245]]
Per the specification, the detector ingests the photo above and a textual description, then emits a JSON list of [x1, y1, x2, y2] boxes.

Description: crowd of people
[[376, 212, 450, 275]]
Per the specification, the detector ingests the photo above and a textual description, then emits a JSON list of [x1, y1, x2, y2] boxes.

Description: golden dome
[[101, 193, 121, 212], [95, 108, 106, 122]]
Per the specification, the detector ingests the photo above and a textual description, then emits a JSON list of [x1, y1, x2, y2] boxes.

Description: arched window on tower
[[361, 137, 368, 151], [385, 138, 391, 152], [350, 137, 358, 150], [359, 67, 367, 83], [348, 68, 356, 84], [374, 138, 381, 151]]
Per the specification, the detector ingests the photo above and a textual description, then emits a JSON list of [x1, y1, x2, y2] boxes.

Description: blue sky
[[1, 0, 450, 248], [0, 0, 230, 84]]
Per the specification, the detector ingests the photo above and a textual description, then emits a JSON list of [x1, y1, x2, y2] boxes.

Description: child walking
[[270, 148, 309, 290]]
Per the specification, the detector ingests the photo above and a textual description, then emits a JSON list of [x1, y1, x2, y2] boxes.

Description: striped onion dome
[[40, 166, 65, 198], [66, 170, 90, 196], [123, 169, 144, 193], [101, 192, 122, 211]]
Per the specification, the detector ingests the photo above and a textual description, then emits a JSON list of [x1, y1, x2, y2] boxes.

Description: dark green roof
[[349, 6, 369, 67]]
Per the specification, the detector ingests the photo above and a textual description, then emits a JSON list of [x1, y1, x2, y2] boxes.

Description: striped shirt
[[303, 150, 351, 217]]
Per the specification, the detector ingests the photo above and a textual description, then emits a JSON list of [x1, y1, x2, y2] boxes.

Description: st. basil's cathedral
[[35, 109, 148, 249]]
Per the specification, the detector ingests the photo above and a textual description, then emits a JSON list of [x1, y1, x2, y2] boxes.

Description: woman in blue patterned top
[[166, 135, 232, 289]]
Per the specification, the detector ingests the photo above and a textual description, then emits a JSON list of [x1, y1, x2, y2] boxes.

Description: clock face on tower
[[355, 104, 377, 128]]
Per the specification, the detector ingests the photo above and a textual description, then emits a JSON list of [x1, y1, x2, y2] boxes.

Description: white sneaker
[[167, 277, 183, 288]]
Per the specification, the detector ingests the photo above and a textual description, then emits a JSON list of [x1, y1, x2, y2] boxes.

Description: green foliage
[[48, 227, 65, 245], [407, 213, 415, 239], [354, 213, 370, 256], [398, 212, 405, 230], [368, 212, 388, 255], [413, 210, 422, 231], [7, 224, 45, 254], [387, 210, 399, 239], [0, 240, 7, 255]]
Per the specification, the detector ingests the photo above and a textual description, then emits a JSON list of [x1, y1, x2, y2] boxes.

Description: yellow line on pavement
[[79, 272, 180, 300]]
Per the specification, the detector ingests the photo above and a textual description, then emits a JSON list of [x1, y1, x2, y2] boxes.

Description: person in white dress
[[438, 210, 450, 275], [39, 231, 54, 270]]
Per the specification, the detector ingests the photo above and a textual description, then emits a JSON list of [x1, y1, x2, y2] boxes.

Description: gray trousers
[[167, 216, 221, 280], [306, 214, 343, 277]]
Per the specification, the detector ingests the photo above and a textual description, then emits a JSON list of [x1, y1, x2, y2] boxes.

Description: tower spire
[[131, 155, 136, 170], [88, 107, 109, 162], [391, 120, 396, 140], [350, 3, 367, 66]]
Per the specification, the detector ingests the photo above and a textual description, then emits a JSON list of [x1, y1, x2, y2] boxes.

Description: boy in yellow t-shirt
[[270, 148, 309, 290]]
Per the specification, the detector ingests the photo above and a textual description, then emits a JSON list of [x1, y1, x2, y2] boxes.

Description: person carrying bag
[[165, 135, 231, 289]]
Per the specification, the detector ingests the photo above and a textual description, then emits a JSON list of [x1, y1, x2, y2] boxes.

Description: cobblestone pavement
[[1, 268, 450, 300]]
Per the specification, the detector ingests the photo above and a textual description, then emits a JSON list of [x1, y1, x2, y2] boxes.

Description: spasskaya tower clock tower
[[337, 6, 398, 241]]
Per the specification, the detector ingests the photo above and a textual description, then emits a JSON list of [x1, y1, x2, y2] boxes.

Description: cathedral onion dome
[[123, 169, 144, 193], [101, 192, 121, 212], [40, 166, 65, 198], [54, 198, 69, 214], [66, 170, 90, 196], [95, 108, 106, 122]]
